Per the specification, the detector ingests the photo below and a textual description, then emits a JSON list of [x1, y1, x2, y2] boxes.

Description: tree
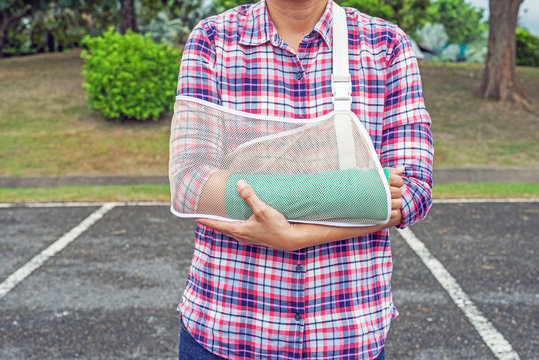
[[380, 0, 429, 34], [340, 0, 393, 21], [340, 0, 429, 35], [427, 0, 485, 44], [0, 1, 34, 57], [0, 0, 172, 56], [0, 0, 93, 56], [477, 0, 528, 105], [213, 0, 251, 13]]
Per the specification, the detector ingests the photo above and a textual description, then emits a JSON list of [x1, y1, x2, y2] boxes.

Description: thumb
[[236, 179, 268, 217]]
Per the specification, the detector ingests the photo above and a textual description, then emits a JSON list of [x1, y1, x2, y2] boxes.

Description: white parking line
[[0, 201, 169, 208], [397, 227, 521, 360], [0, 203, 116, 301], [433, 198, 538, 204]]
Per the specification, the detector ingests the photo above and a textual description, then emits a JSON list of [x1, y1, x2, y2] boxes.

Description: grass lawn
[[421, 62, 539, 167], [0, 183, 537, 203], [0, 184, 171, 202], [0, 50, 538, 177], [0, 50, 171, 176]]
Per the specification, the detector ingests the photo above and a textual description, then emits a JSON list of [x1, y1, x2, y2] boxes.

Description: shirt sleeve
[[380, 30, 434, 229], [169, 22, 223, 214], [176, 22, 221, 103]]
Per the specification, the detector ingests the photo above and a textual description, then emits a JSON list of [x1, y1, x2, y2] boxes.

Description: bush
[[516, 28, 539, 67], [81, 28, 182, 121]]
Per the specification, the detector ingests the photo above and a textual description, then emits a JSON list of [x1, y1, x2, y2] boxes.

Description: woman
[[170, 0, 433, 358]]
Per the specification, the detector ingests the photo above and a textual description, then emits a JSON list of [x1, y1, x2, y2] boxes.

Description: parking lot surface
[[0, 199, 537, 359]]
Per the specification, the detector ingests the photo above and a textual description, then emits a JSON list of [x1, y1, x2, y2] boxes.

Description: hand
[[196, 166, 406, 250], [196, 179, 299, 250]]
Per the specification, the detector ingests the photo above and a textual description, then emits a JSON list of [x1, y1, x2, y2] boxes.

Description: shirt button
[[295, 264, 304, 272], [294, 314, 302, 321], [296, 71, 304, 80]]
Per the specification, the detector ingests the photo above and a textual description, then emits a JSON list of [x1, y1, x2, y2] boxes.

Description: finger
[[236, 179, 269, 218], [385, 167, 405, 187], [389, 173, 404, 188], [196, 218, 237, 234], [390, 186, 402, 199], [195, 218, 215, 227], [390, 209, 402, 223], [391, 208, 403, 225], [386, 166, 405, 175], [391, 198, 402, 210]]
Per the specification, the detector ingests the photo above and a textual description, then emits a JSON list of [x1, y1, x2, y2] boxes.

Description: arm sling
[[169, 3, 392, 227]]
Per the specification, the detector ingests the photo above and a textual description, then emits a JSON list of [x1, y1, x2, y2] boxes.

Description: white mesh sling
[[169, 4, 391, 227]]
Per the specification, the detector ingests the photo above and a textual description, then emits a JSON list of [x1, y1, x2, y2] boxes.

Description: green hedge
[[81, 28, 182, 121], [516, 28, 539, 67]]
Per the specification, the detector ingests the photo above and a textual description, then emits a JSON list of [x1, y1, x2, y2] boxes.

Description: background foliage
[[426, 0, 485, 44], [516, 28, 539, 67], [1, 0, 537, 128], [341, 0, 430, 34], [80, 28, 181, 121], [0, 0, 215, 56], [3, 0, 537, 67]]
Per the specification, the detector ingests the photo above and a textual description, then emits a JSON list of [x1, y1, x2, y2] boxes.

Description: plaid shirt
[[171, 1, 433, 359]]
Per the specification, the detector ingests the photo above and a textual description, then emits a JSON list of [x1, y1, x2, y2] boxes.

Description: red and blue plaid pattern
[[172, 1, 433, 359]]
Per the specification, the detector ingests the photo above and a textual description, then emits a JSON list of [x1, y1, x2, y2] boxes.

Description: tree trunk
[[477, 0, 528, 105], [120, 0, 138, 34]]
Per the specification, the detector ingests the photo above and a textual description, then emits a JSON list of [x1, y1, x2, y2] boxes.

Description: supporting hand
[[196, 166, 405, 251], [196, 179, 297, 249]]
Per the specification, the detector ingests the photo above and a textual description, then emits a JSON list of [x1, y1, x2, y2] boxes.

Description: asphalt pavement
[[0, 200, 537, 359]]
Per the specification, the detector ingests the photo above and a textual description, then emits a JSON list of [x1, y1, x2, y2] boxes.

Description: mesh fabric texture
[[169, 97, 391, 227]]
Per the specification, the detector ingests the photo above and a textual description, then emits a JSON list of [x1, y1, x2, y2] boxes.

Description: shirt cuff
[[396, 177, 432, 229]]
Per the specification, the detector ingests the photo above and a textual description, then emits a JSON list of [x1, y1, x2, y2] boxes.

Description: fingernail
[[236, 179, 247, 191], [397, 166, 405, 172]]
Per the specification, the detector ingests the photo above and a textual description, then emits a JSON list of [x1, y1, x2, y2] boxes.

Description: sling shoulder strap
[[331, 3, 357, 169], [332, 3, 352, 112]]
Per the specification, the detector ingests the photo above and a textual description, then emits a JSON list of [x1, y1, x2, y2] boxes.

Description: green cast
[[224, 168, 390, 223]]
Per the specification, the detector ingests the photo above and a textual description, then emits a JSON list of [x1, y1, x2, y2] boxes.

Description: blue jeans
[[178, 321, 386, 360]]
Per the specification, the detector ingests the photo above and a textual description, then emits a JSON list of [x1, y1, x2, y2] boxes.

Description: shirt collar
[[239, 0, 334, 48], [311, 0, 333, 48], [239, 1, 273, 47]]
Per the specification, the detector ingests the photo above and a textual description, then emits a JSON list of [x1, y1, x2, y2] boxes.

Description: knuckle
[[228, 225, 241, 238], [253, 205, 268, 217]]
